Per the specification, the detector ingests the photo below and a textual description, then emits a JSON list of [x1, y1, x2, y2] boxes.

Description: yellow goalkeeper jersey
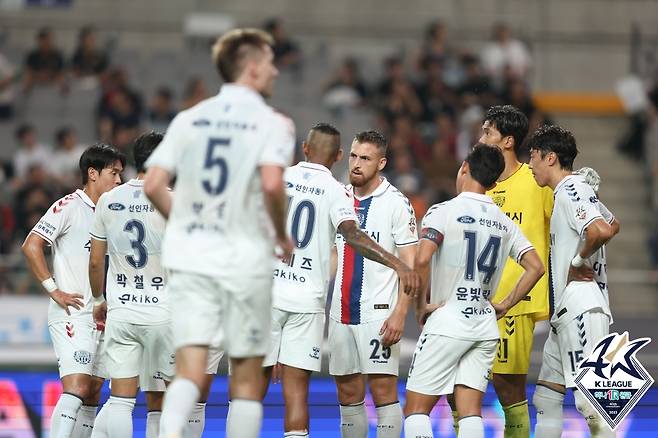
[[487, 163, 553, 320]]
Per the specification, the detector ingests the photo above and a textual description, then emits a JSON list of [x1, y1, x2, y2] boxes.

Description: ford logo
[[457, 215, 476, 224], [108, 203, 125, 211]]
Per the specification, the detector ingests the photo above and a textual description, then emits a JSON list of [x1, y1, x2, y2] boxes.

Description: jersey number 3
[[125, 220, 148, 269]]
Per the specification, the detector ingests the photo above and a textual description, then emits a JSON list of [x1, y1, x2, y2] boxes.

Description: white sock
[[51, 392, 83, 438], [104, 397, 136, 438], [457, 416, 483, 438], [284, 431, 309, 437], [376, 402, 402, 438], [159, 378, 200, 438], [574, 390, 615, 437], [183, 402, 206, 437], [89, 405, 108, 438], [404, 414, 433, 438], [72, 405, 97, 438], [226, 399, 263, 438], [339, 400, 368, 438], [533, 385, 565, 438], [146, 411, 161, 438]]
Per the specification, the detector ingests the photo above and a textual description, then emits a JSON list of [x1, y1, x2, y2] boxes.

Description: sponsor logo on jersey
[[575, 332, 654, 430], [409, 217, 416, 234], [108, 203, 126, 211], [457, 215, 476, 224], [73, 350, 92, 365]]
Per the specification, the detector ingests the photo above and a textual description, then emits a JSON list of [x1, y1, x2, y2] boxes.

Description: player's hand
[[491, 302, 509, 320], [416, 303, 442, 328], [50, 290, 84, 316], [568, 264, 594, 283], [396, 265, 421, 297], [93, 302, 107, 328], [275, 235, 295, 264], [380, 310, 405, 348]]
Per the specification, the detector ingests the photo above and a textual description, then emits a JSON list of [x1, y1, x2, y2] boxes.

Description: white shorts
[[49, 317, 108, 379], [263, 308, 324, 372], [328, 318, 400, 376], [406, 333, 497, 396], [538, 309, 610, 388], [207, 346, 224, 375], [105, 320, 175, 392], [168, 270, 272, 358]]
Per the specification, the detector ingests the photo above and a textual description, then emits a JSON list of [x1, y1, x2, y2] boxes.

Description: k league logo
[[575, 332, 654, 430]]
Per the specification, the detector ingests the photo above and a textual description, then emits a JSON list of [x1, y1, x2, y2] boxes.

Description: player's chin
[[349, 174, 365, 186]]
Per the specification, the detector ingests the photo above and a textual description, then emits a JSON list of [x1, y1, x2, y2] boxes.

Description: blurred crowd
[[0, 19, 553, 293]]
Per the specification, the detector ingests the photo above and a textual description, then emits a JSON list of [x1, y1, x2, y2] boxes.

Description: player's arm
[[88, 237, 108, 326], [21, 233, 83, 315], [379, 243, 416, 347], [338, 220, 419, 297], [261, 164, 293, 259], [576, 218, 615, 262], [492, 249, 544, 319], [144, 166, 173, 219], [413, 229, 442, 327]]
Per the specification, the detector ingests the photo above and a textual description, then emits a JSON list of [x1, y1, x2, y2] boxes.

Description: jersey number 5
[[202, 138, 230, 195]]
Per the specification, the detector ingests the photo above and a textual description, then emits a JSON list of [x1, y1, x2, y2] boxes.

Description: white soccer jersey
[[549, 175, 612, 324], [90, 179, 169, 325], [30, 189, 97, 324], [421, 192, 534, 341], [272, 162, 357, 313], [145, 84, 295, 279], [330, 178, 418, 325]]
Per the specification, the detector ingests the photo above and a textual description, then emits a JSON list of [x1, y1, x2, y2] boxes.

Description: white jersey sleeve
[[259, 113, 295, 167], [562, 183, 604, 237], [329, 184, 357, 230], [597, 199, 615, 224], [145, 112, 189, 174], [32, 194, 75, 244], [391, 191, 418, 246], [420, 203, 447, 243]]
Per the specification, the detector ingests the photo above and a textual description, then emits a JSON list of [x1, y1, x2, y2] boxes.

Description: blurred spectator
[[12, 124, 53, 181], [0, 51, 15, 120], [481, 23, 531, 90], [98, 68, 143, 122], [425, 137, 460, 203], [263, 18, 302, 70], [51, 126, 86, 190], [381, 79, 423, 121], [23, 27, 65, 92], [71, 26, 109, 81], [148, 86, 177, 131], [99, 87, 141, 150], [323, 57, 368, 113], [181, 76, 209, 110], [387, 150, 424, 196], [456, 93, 485, 161], [14, 164, 57, 238], [416, 58, 458, 121], [458, 54, 494, 100], [415, 20, 463, 87], [377, 56, 407, 98], [390, 115, 430, 162]]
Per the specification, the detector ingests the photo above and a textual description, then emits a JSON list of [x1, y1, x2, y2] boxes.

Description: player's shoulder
[[556, 175, 595, 203], [48, 190, 91, 215], [423, 200, 449, 221], [383, 181, 415, 212]]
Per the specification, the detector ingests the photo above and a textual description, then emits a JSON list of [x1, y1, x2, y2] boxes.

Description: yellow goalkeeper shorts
[[492, 314, 536, 375]]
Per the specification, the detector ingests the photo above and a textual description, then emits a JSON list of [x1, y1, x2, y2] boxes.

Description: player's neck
[[498, 155, 522, 182], [82, 184, 101, 204], [136, 172, 145, 180], [353, 175, 383, 198], [461, 179, 487, 195]]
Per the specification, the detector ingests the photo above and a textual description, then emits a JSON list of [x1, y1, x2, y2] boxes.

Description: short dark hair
[[526, 124, 578, 170], [310, 122, 340, 137], [354, 130, 388, 155], [133, 132, 163, 173], [15, 123, 34, 141], [211, 28, 274, 82], [484, 105, 529, 155], [79, 143, 126, 185], [465, 143, 505, 188]]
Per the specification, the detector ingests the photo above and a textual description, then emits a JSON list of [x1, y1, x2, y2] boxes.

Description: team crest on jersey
[[409, 217, 416, 234], [73, 350, 92, 365], [457, 215, 476, 224], [492, 195, 505, 207], [108, 203, 125, 211], [575, 205, 587, 220], [575, 332, 654, 430]]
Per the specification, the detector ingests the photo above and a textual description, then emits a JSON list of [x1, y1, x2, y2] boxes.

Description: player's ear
[[378, 156, 387, 171], [302, 141, 310, 158], [336, 148, 344, 162], [88, 167, 99, 183]]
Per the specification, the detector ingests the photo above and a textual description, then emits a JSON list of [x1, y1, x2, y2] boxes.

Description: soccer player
[[143, 28, 295, 438], [86, 132, 172, 438], [22, 144, 125, 438], [528, 126, 618, 438], [329, 130, 418, 438], [476, 105, 553, 437], [262, 123, 419, 437], [403, 144, 545, 438]]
